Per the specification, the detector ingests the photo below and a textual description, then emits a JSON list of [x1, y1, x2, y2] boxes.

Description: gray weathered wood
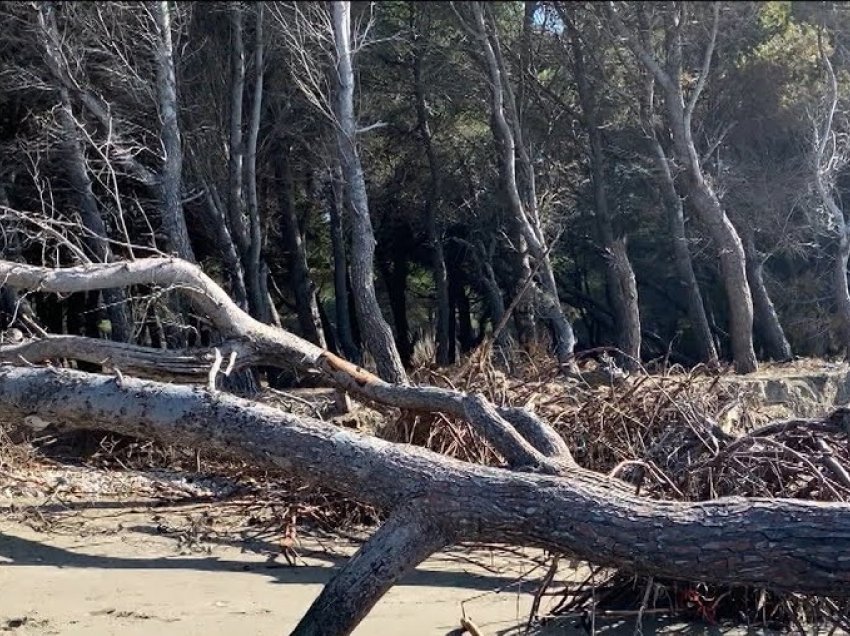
[[292, 502, 446, 636], [1, 366, 849, 606]]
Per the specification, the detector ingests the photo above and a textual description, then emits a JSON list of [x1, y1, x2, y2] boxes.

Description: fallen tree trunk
[[1, 366, 850, 632], [1, 256, 850, 634]]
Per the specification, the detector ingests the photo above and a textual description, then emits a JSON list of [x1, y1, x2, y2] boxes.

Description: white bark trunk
[[153, 1, 194, 261], [330, 1, 407, 384]]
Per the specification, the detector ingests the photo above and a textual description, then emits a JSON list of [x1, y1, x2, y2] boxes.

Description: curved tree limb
[[291, 501, 448, 636], [0, 334, 257, 378], [0, 257, 576, 470]]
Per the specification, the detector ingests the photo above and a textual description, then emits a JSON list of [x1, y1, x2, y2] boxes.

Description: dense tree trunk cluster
[[4, 3, 850, 630], [4, 0, 848, 372]]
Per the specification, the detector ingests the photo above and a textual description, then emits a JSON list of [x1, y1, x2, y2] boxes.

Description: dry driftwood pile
[[406, 358, 850, 630]]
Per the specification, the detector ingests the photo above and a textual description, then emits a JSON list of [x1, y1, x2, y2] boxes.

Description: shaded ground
[[0, 500, 569, 635], [0, 476, 789, 635]]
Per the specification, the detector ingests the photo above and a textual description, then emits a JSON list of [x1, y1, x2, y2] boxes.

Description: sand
[[0, 498, 576, 636], [0, 466, 789, 635]]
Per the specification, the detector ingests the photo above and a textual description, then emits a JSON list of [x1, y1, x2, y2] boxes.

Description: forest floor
[[1, 359, 849, 635]]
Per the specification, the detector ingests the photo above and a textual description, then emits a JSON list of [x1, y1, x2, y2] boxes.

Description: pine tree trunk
[[277, 147, 327, 348], [648, 135, 719, 365], [411, 12, 451, 365], [243, 3, 275, 324], [472, 3, 576, 365], [742, 232, 793, 361], [330, 1, 407, 383], [568, 20, 641, 369], [153, 1, 194, 262], [55, 87, 131, 342], [328, 168, 360, 362]]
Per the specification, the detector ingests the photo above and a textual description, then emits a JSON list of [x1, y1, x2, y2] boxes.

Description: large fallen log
[[2, 257, 850, 635]]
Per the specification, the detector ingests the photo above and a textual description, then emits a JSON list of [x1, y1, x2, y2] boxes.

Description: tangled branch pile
[[402, 356, 850, 630]]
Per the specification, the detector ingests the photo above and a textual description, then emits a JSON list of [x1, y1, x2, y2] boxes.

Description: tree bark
[[813, 32, 850, 356], [470, 2, 577, 367], [0, 257, 573, 472], [610, 2, 757, 373], [2, 364, 850, 636], [647, 131, 719, 366], [742, 231, 793, 361], [3, 256, 850, 635], [835, 232, 850, 355], [381, 252, 413, 367], [276, 146, 327, 348], [454, 238, 507, 346], [152, 1, 194, 262], [328, 167, 360, 362], [411, 6, 451, 366], [54, 85, 131, 343], [292, 502, 446, 636], [227, 3, 249, 260], [566, 12, 641, 370], [243, 3, 275, 325], [196, 170, 249, 310], [330, 1, 407, 384]]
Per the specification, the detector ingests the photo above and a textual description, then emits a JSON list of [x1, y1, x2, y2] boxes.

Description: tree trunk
[[3, 256, 850, 636], [153, 1, 194, 262], [411, 9, 451, 366], [813, 32, 850, 357], [471, 2, 576, 366], [54, 86, 131, 343], [330, 1, 407, 384], [835, 231, 850, 355], [566, 16, 641, 369], [742, 231, 793, 361], [277, 145, 327, 348], [227, 4, 249, 260], [611, 2, 757, 373], [662, 50, 754, 372], [292, 502, 446, 635], [381, 253, 413, 367], [457, 238, 506, 346], [198, 176, 249, 310], [0, 188, 24, 330], [3, 363, 850, 636], [669, 103, 756, 373], [648, 132, 719, 365], [243, 3, 274, 324], [456, 281, 475, 353], [328, 167, 360, 362]]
